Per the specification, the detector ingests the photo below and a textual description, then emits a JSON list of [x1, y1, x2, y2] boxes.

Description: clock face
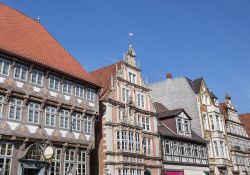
[[44, 146, 54, 159]]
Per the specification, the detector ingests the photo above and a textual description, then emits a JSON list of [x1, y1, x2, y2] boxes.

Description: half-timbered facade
[[149, 76, 232, 174], [90, 46, 162, 175], [220, 94, 250, 175], [154, 102, 209, 175], [0, 4, 100, 175]]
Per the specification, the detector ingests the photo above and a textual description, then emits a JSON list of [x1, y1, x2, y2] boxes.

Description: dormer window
[[176, 117, 191, 136], [129, 72, 136, 84]]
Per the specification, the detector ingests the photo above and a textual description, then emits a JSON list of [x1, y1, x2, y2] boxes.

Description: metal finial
[[37, 16, 40, 23]]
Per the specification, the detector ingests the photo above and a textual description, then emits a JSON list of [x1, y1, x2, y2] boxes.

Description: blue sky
[[2, 0, 250, 113]]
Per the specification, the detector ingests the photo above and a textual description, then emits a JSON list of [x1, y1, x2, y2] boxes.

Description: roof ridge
[[91, 60, 123, 73]]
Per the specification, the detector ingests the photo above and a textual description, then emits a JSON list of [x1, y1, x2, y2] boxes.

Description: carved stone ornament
[[125, 45, 136, 67]]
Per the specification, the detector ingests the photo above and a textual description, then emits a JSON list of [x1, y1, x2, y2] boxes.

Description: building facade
[[90, 46, 162, 175], [154, 102, 209, 175], [220, 95, 250, 175], [0, 3, 100, 175], [149, 76, 232, 174]]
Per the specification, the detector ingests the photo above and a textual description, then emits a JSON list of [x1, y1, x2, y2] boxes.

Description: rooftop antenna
[[37, 16, 40, 23]]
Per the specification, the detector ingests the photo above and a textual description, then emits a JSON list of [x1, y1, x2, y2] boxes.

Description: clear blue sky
[[2, 0, 250, 113]]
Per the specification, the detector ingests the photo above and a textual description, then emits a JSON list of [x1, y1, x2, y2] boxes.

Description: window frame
[[8, 98, 22, 121], [14, 63, 28, 81], [28, 102, 40, 124], [49, 75, 60, 91], [0, 58, 10, 76], [30, 69, 43, 86]]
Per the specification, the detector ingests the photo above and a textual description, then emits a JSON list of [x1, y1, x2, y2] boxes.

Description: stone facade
[[90, 46, 162, 175]]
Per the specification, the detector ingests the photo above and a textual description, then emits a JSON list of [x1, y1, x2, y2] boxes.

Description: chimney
[[166, 73, 172, 79]]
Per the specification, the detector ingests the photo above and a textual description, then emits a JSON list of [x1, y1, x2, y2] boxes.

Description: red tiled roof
[[240, 113, 250, 136], [90, 61, 122, 99], [0, 3, 99, 87]]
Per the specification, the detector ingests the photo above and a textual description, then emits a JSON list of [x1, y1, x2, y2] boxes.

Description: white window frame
[[135, 133, 140, 152], [49, 75, 60, 91], [28, 102, 40, 124], [59, 109, 69, 129], [122, 87, 130, 103], [72, 112, 81, 131], [83, 115, 92, 134], [8, 98, 22, 121], [77, 151, 86, 175], [137, 93, 145, 108], [14, 63, 28, 81], [50, 149, 62, 175], [75, 84, 84, 99], [86, 88, 95, 101], [0, 143, 13, 175], [0, 95, 4, 118], [0, 58, 10, 76], [64, 149, 75, 175], [128, 72, 136, 84], [62, 80, 73, 94], [30, 69, 43, 86], [129, 131, 134, 151], [45, 106, 56, 127]]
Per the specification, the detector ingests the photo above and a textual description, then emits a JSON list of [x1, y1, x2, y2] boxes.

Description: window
[[0, 58, 10, 76], [142, 137, 147, 154], [117, 130, 127, 150], [214, 141, 219, 157], [50, 149, 62, 175], [14, 63, 28, 81], [220, 141, 225, 158], [137, 93, 145, 108], [203, 114, 208, 130], [165, 140, 171, 155], [180, 143, 185, 156], [187, 144, 192, 157], [118, 110, 126, 122], [139, 115, 150, 131], [75, 84, 84, 98], [173, 141, 178, 156], [148, 138, 151, 155], [45, 106, 56, 127], [28, 102, 40, 124], [129, 131, 134, 151], [210, 115, 214, 130], [135, 133, 140, 152], [49, 75, 60, 91], [62, 80, 73, 94], [193, 145, 198, 157], [72, 113, 81, 131], [122, 88, 130, 103], [86, 88, 95, 101], [30, 69, 43, 85], [77, 151, 86, 175], [64, 150, 75, 175], [0, 95, 4, 118], [176, 117, 191, 135], [60, 110, 69, 129], [215, 115, 220, 131], [9, 98, 22, 121], [0, 143, 13, 175], [177, 118, 182, 132], [129, 72, 136, 84], [83, 115, 92, 133], [184, 120, 190, 132]]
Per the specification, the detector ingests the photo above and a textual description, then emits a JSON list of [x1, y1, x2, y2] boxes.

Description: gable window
[[45, 106, 56, 127], [83, 115, 92, 134], [72, 113, 81, 131], [62, 80, 73, 94], [60, 109, 69, 129], [177, 118, 182, 131], [0, 58, 10, 76], [122, 88, 130, 103], [9, 98, 22, 121], [129, 72, 136, 84], [49, 75, 60, 91], [75, 84, 84, 98], [137, 93, 145, 108], [14, 63, 28, 81], [28, 102, 40, 124], [176, 117, 191, 135], [30, 69, 43, 85], [129, 131, 134, 151], [86, 88, 95, 101], [184, 120, 190, 132], [135, 133, 140, 152]]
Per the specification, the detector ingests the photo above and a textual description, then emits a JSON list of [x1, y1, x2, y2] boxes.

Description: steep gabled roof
[[90, 61, 122, 98], [0, 3, 99, 86], [190, 77, 203, 94], [239, 113, 250, 136]]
